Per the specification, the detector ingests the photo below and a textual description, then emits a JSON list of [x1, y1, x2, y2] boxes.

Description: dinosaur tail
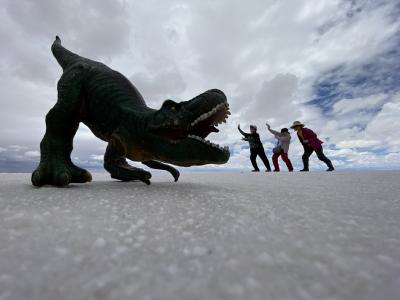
[[51, 36, 82, 69]]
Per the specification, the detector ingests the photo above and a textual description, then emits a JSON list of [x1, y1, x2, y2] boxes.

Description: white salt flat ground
[[0, 172, 399, 300]]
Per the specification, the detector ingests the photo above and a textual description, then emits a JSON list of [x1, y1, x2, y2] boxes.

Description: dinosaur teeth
[[190, 101, 229, 127], [187, 134, 229, 152], [187, 101, 230, 153]]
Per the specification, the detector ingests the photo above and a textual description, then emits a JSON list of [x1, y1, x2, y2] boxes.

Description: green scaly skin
[[31, 36, 230, 186]]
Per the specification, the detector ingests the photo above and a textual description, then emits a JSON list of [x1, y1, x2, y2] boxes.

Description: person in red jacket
[[290, 121, 334, 172]]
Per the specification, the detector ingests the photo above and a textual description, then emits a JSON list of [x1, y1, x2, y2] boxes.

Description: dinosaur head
[[145, 89, 230, 166]]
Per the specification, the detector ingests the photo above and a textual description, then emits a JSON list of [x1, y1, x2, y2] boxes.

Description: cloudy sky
[[1, 0, 400, 172]]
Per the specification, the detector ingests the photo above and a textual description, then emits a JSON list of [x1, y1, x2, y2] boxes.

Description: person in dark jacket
[[238, 124, 271, 172], [290, 121, 334, 172]]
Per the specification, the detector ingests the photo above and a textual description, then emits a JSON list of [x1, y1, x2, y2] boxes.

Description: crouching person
[[266, 123, 294, 172]]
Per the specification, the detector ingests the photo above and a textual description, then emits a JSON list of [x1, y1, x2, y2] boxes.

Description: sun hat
[[290, 121, 305, 129]]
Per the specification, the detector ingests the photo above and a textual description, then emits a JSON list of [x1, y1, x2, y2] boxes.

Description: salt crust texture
[[0, 172, 399, 300]]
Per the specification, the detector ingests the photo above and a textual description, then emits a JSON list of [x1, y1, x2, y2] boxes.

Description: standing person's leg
[[281, 150, 294, 172], [258, 148, 271, 171], [272, 152, 281, 171], [315, 146, 335, 171], [301, 146, 313, 171], [250, 149, 260, 171]]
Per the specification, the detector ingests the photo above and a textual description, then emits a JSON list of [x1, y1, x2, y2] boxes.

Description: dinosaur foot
[[32, 160, 92, 187], [109, 165, 152, 185]]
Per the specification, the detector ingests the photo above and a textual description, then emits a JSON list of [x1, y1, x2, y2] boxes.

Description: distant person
[[238, 124, 271, 172], [290, 121, 334, 172], [266, 123, 294, 172]]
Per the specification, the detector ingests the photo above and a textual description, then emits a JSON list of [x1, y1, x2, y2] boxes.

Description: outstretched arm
[[266, 123, 280, 136], [238, 124, 249, 137]]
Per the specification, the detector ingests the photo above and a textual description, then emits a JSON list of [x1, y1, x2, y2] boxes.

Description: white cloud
[[335, 140, 381, 149], [8, 145, 28, 152], [333, 94, 388, 115], [364, 94, 400, 152], [245, 74, 299, 122], [322, 92, 400, 150], [24, 150, 40, 158], [89, 154, 104, 161]]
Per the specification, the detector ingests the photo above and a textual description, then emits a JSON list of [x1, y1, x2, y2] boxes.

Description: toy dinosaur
[[32, 36, 230, 186]]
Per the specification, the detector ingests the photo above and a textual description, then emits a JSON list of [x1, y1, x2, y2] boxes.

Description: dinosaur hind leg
[[32, 65, 92, 187], [142, 160, 180, 182]]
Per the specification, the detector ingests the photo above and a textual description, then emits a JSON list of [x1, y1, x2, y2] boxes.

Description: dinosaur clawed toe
[[31, 160, 92, 187]]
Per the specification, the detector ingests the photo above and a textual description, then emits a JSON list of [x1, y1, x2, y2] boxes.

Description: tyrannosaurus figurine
[[32, 36, 230, 186]]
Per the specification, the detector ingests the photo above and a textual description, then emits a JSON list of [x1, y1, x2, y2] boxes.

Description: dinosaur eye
[[162, 100, 179, 112]]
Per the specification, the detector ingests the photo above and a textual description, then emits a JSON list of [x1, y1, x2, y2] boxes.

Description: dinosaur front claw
[[142, 172, 152, 185], [142, 179, 151, 185], [107, 163, 152, 185]]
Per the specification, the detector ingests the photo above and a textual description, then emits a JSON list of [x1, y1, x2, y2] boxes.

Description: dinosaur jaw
[[184, 100, 230, 156], [166, 98, 230, 166], [148, 89, 231, 166]]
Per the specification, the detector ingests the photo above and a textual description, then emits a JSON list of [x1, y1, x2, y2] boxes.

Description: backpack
[[272, 141, 281, 154]]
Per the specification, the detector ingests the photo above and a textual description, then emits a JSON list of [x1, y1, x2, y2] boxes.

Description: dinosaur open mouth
[[186, 101, 230, 154]]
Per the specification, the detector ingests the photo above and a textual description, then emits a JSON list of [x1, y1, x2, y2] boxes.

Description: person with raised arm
[[266, 123, 293, 172], [238, 124, 271, 172]]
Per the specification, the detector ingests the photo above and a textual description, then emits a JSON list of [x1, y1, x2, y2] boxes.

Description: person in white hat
[[290, 121, 334, 172], [238, 124, 271, 172]]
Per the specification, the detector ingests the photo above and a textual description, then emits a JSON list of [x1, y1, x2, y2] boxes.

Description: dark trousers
[[302, 145, 333, 170], [250, 147, 271, 171], [272, 149, 293, 171]]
